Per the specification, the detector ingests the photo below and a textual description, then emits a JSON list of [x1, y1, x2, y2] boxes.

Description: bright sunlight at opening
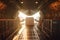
[[13, 11, 41, 40], [18, 11, 40, 21]]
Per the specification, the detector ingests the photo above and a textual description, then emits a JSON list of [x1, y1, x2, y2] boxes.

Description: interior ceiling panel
[[49, 1, 60, 11], [0, 0, 59, 17], [0, 0, 57, 10], [15, 0, 57, 10], [23, 0, 35, 9], [0, 1, 7, 10]]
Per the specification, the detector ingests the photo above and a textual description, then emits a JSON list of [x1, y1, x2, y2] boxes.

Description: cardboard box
[[26, 17, 34, 26]]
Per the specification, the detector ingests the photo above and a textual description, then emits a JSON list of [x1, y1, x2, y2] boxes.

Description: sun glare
[[13, 11, 40, 40], [18, 11, 40, 21], [18, 11, 27, 21]]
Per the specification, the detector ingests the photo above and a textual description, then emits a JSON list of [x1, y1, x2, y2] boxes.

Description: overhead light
[[21, 1, 23, 4], [35, 1, 38, 4]]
